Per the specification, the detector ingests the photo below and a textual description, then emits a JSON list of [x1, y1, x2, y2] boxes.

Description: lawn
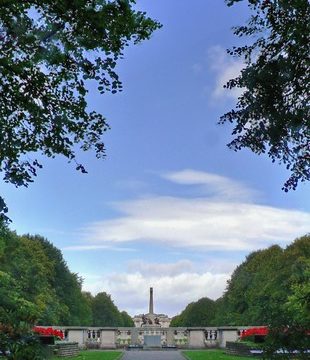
[[52, 350, 122, 360], [183, 349, 255, 360]]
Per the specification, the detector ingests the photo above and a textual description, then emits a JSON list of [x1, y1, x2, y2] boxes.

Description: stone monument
[[133, 287, 171, 328]]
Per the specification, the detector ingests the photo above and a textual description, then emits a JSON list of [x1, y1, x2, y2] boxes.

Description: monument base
[[143, 334, 161, 349]]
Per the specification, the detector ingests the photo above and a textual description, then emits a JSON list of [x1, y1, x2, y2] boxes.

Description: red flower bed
[[240, 327, 268, 339], [33, 326, 64, 339]]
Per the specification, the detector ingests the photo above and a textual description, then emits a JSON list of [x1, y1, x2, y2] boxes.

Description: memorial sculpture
[[133, 287, 171, 328]]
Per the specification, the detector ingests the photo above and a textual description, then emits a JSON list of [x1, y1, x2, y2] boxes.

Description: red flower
[[240, 327, 268, 339], [33, 326, 64, 339]]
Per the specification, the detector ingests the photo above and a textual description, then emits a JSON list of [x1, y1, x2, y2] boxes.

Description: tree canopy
[[214, 235, 310, 327], [0, 224, 133, 328], [170, 297, 216, 327], [172, 235, 309, 357], [0, 0, 161, 220], [171, 234, 310, 350], [221, 0, 309, 191]]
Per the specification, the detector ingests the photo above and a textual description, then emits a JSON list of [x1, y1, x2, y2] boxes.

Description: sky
[[1, 0, 309, 318]]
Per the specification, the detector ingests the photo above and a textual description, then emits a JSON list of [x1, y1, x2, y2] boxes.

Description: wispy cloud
[[62, 244, 136, 252], [82, 199, 309, 251], [208, 45, 245, 100], [162, 169, 258, 201], [80, 170, 310, 252], [77, 170, 309, 316]]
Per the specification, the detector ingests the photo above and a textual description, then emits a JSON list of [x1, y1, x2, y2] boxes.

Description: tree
[[26, 235, 93, 325], [91, 292, 123, 327], [0, 271, 44, 359], [170, 297, 216, 327], [0, 224, 93, 326], [120, 311, 135, 327], [221, 0, 310, 191], [214, 235, 310, 359], [263, 237, 310, 359], [0, 0, 161, 220]]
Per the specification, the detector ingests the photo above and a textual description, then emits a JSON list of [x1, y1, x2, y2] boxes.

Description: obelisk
[[149, 287, 154, 314]]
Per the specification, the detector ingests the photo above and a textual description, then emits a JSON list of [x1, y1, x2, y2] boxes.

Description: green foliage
[[222, 0, 310, 191], [170, 297, 216, 327], [212, 235, 310, 358], [4, 335, 47, 360], [0, 271, 44, 359], [0, 222, 135, 355], [214, 236, 310, 327], [2, 231, 58, 324], [25, 235, 93, 326], [91, 292, 124, 327], [215, 244, 285, 325], [0, 0, 161, 219], [263, 326, 309, 360], [120, 311, 135, 327], [183, 350, 251, 360], [0, 224, 93, 326], [51, 351, 122, 360], [0, 271, 38, 328], [178, 235, 309, 356]]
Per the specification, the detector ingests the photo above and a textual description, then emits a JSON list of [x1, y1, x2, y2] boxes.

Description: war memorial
[[46, 288, 253, 351]]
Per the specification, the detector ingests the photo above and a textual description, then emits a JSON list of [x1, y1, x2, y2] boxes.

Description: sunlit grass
[[52, 350, 122, 360], [183, 349, 255, 360]]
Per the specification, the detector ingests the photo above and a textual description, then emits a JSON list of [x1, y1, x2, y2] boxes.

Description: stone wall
[[41, 325, 254, 349], [226, 341, 262, 357], [55, 342, 79, 357]]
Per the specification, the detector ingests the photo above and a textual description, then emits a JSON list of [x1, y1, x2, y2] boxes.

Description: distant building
[[133, 287, 171, 328]]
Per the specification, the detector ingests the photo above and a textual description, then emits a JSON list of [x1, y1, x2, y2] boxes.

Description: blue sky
[[2, 0, 309, 317]]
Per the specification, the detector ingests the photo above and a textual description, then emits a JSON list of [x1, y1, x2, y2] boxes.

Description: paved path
[[122, 350, 185, 360]]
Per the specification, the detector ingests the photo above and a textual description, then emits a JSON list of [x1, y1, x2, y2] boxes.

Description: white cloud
[[74, 169, 310, 315], [62, 245, 136, 252], [82, 260, 231, 317], [162, 169, 258, 201], [207, 45, 245, 100], [127, 260, 194, 277], [81, 177, 309, 251], [77, 170, 309, 317]]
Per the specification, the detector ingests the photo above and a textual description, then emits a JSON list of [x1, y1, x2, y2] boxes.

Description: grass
[[52, 350, 122, 360], [183, 349, 255, 360]]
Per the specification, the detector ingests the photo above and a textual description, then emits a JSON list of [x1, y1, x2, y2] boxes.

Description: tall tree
[[22, 234, 93, 325], [170, 297, 216, 327], [0, 0, 161, 220], [221, 0, 310, 191], [91, 292, 123, 327], [213, 234, 310, 357], [120, 311, 135, 327], [0, 225, 93, 326]]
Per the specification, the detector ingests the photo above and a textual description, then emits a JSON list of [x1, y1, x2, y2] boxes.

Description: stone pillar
[[67, 329, 85, 348], [188, 329, 205, 348], [100, 329, 116, 349], [166, 329, 175, 346], [149, 287, 154, 314], [131, 328, 139, 345], [218, 328, 239, 348]]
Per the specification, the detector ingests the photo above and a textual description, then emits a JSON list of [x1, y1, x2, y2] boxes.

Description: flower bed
[[33, 326, 64, 340], [240, 327, 268, 340]]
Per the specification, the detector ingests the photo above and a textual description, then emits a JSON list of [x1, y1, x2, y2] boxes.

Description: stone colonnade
[[47, 326, 255, 349]]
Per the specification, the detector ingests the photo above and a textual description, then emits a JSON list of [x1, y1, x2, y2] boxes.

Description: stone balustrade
[[39, 325, 256, 349]]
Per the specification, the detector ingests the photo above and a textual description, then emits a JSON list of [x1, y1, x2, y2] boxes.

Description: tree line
[[0, 222, 133, 328], [171, 234, 309, 328]]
